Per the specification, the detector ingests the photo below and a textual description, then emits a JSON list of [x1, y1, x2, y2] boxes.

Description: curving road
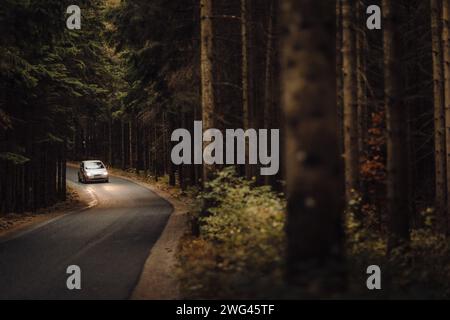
[[0, 167, 173, 300]]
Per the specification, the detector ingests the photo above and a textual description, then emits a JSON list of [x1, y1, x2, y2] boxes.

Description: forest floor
[[0, 185, 87, 239]]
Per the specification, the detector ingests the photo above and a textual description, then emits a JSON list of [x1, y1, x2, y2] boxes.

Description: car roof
[[82, 160, 103, 164]]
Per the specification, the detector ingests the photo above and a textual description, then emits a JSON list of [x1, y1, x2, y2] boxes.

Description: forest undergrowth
[[177, 168, 450, 299]]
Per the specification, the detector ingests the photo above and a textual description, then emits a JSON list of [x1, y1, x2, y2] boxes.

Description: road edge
[[0, 180, 98, 244], [129, 180, 188, 300]]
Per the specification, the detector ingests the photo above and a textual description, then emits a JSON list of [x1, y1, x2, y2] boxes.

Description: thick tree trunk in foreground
[[281, 0, 345, 290], [443, 0, 450, 233], [383, 0, 410, 248], [431, 0, 447, 233], [200, 0, 215, 184], [342, 0, 360, 201]]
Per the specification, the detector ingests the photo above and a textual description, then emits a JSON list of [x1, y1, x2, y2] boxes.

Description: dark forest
[[1, 0, 450, 300]]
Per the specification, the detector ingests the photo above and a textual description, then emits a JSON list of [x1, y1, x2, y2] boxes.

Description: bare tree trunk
[[200, 0, 215, 184], [383, 0, 410, 248], [443, 0, 450, 233], [142, 126, 148, 176], [108, 117, 113, 166], [342, 0, 359, 202], [148, 125, 153, 175], [62, 140, 66, 201], [263, 0, 275, 186], [431, 0, 447, 233], [241, 0, 253, 180], [153, 124, 159, 182], [281, 0, 345, 290], [121, 119, 126, 169], [57, 148, 61, 200], [356, 0, 368, 177], [179, 111, 187, 190], [166, 111, 176, 186], [336, 0, 344, 156], [129, 119, 133, 169], [135, 119, 140, 175]]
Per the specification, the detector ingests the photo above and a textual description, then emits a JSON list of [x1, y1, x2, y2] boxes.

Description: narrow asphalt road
[[0, 167, 173, 300]]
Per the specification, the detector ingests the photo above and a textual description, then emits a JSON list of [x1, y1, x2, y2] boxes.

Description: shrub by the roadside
[[178, 167, 286, 299]]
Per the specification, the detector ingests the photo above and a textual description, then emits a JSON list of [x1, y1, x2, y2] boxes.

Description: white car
[[78, 160, 109, 183]]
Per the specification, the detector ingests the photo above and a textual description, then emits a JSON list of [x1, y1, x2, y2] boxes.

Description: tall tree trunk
[[263, 0, 275, 186], [57, 148, 61, 199], [200, 0, 215, 184], [161, 113, 167, 176], [148, 124, 153, 177], [121, 119, 126, 169], [129, 119, 133, 169], [57, 146, 63, 200], [443, 0, 450, 234], [342, 0, 360, 201], [135, 118, 140, 175], [142, 125, 147, 176], [383, 0, 410, 248], [356, 0, 368, 178], [281, 0, 345, 290], [166, 111, 176, 186], [241, 0, 252, 180], [336, 0, 344, 156], [153, 124, 159, 182], [431, 0, 447, 233], [180, 111, 188, 190], [108, 117, 113, 166], [263, 0, 274, 132], [62, 140, 66, 201]]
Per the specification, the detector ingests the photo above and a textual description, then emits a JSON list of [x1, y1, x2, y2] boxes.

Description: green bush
[[179, 167, 286, 299]]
